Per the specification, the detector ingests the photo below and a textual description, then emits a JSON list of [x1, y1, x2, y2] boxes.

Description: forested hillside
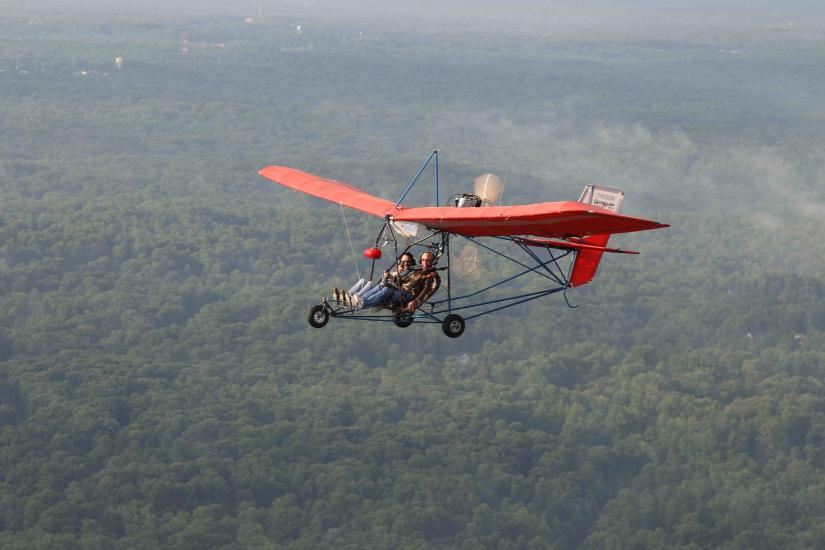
[[2, 2, 825, 548]]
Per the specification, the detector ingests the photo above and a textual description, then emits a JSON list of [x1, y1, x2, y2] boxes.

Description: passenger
[[333, 253, 415, 306], [351, 251, 440, 311]]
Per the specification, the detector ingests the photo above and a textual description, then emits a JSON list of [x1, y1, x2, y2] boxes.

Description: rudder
[[568, 185, 624, 287]]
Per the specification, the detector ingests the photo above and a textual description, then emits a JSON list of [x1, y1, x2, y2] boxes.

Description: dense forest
[[2, 2, 825, 548]]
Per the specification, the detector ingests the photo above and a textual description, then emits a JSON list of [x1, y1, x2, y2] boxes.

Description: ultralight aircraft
[[259, 150, 668, 338]]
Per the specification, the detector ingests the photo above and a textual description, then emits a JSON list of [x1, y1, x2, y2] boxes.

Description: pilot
[[350, 251, 440, 312]]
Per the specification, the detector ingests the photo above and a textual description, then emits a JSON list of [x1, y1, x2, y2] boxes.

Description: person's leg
[[348, 278, 368, 295], [360, 283, 386, 304], [361, 286, 394, 308], [364, 288, 412, 309], [356, 280, 377, 297]]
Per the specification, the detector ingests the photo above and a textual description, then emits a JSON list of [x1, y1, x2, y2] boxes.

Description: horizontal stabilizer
[[516, 237, 638, 254]]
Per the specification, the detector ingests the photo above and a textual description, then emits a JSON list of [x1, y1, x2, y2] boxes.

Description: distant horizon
[[5, 0, 825, 17], [6, 0, 825, 44]]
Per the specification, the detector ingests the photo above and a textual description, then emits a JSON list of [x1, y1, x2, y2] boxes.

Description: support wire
[[339, 203, 361, 281]]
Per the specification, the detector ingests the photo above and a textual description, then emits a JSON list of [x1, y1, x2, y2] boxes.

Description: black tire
[[442, 314, 465, 338], [393, 310, 414, 328], [308, 304, 329, 328]]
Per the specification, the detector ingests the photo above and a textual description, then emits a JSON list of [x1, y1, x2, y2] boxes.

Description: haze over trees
[[2, 1, 825, 548]]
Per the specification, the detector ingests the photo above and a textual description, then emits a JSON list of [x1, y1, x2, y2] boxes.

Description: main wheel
[[307, 304, 329, 328], [393, 310, 414, 328], [442, 314, 465, 338]]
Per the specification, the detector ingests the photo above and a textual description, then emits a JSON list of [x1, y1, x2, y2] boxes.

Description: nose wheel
[[441, 314, 465, 338], [308, 304, 330, 328]]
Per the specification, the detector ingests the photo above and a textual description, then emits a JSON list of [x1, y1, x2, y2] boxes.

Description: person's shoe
[[343, 293, 351, 307], [349, 294, 362, 309], [332, 288, 340, 303]]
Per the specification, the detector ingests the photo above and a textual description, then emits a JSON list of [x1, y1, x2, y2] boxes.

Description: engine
[[449, 193, 482, 208]]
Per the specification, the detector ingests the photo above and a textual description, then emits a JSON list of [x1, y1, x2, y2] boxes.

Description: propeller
[[473, 173, 504, 206], [453, 173, 504, 280], [453, 245, 482, 280]]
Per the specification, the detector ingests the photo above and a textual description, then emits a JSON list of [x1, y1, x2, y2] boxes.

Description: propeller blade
[[473, 173, 504, 206], [452, 244, 482, 280], [453, 175, 504, 280]]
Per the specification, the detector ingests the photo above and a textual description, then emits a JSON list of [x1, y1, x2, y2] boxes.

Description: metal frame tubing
[[395, 149, 438, 208], [334, 231, 576, 324]]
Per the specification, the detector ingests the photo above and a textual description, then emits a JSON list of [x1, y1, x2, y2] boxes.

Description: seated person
[[351, 251, 440, 312], [333, 253, 415, 306]]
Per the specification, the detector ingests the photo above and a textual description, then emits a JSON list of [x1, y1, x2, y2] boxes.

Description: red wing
[[259, 166, 396, 218], [260, 166, 668, 238], [393, 202, 668, 238]]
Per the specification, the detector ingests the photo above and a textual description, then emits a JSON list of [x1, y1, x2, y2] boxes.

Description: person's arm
[[406, 273, 440, 311]]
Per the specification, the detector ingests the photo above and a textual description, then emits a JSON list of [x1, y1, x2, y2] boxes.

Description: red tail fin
[[569, 184, 625, 287], [569, 234, 610, 287]]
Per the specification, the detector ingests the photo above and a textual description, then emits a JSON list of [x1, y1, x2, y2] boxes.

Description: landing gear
[[307, 304, 329, 328], [393, 310, 414, 328], [441, 314, 465, 338]]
